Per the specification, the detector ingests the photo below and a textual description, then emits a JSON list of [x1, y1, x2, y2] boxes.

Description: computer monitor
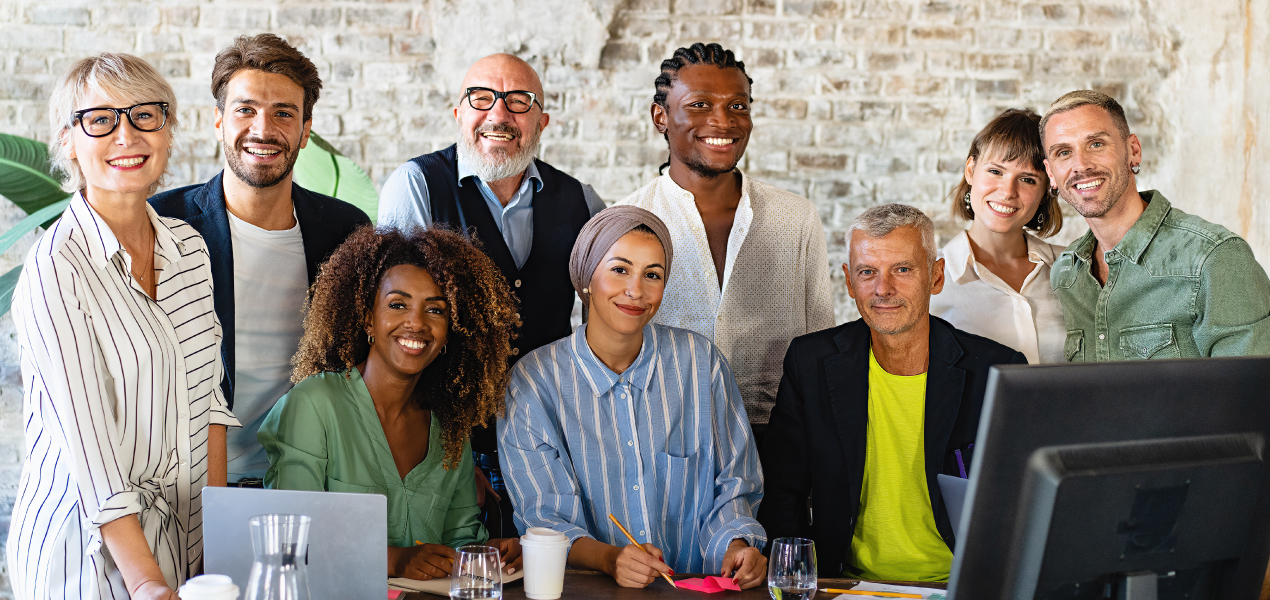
[[948, 357, 1270, 600]]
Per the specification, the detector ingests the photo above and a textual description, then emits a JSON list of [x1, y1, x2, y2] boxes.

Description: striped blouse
[[497, 323, 766, 574], [6, 193, 239, 600]]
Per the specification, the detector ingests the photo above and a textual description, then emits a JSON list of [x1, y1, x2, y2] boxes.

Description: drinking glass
[[450, 544, 503, 599], [768, 537, 817, 600], [245, 514, 311, 600]]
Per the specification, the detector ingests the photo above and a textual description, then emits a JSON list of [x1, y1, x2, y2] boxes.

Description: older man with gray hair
[[758, 204, 1026, 582]]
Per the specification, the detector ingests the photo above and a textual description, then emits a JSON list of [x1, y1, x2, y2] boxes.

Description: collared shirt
[[616, 172, 836, 424], [1051, 190, 1270, 361], [9, 193, 239, 599], [498, 323, 767, 574], [379, 158, 606, 269], [930, 230, 1067, 364], [258, 370, 487, 549]]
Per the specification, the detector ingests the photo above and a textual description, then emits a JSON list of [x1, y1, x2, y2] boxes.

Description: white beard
[[455, 125, 541, 183]]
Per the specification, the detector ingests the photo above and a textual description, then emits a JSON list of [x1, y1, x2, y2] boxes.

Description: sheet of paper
[[835, 581, 947, 600], [676, 575, 742, 593], [388, 569, 524, 597]]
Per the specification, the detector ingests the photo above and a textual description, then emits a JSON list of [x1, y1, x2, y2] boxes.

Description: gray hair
[[850, 204, 937, 266], [48, 53, 179, 194], [1040, 89, 1130, 147]]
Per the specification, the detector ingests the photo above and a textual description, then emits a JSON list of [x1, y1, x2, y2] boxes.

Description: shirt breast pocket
[[1119, 323, 1180, 359], [327, 477, 375, 494], [655, 451, 700, 520], [1064, 329, 1084, 362]]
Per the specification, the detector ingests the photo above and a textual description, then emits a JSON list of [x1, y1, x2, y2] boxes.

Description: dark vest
[[410, 144, 590, 361]]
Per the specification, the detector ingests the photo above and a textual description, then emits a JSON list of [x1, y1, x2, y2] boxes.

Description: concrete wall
[[1, 0, 1267, 594]]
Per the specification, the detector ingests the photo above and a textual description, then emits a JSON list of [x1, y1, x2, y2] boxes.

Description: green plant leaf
[[292, 132, 380, 222], [0, 197, 70, 258], [0, 264, 22, 317], [0, 133, 67, 215]]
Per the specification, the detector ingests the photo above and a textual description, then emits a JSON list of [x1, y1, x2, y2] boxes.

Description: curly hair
[[292, 225, 519, 469]]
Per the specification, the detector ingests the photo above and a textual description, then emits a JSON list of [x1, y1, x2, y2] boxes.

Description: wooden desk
[[401, 570, 946, 599]]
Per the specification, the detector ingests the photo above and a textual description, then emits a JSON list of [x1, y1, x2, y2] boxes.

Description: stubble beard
[[223, 135, 299, 189], [456, 122, 542, 184], [1059, 158, 1134, 220]]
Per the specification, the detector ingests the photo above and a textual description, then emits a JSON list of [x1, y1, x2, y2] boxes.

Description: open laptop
[[203, 487, 387, 600]]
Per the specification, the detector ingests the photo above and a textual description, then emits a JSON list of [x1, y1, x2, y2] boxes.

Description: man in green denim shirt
[[1041, 90, 1270, 361]]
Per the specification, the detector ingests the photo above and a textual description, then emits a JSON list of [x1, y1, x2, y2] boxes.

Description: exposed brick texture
[[2, 1, 1264, 595]]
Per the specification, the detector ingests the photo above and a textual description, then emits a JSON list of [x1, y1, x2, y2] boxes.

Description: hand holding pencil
[[607, 514, 677, 589]]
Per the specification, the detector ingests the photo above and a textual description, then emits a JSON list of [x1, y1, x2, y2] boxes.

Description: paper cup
[[520, 528, 571, 600], [179, 574, 239, 600]]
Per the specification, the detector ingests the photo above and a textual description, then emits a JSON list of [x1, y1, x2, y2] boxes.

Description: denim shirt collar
[[568, 323, 658, 396], [1067, 190, 1170, 266]]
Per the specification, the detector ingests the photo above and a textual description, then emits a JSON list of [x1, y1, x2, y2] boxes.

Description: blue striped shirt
[[498, 323, 766, 574]]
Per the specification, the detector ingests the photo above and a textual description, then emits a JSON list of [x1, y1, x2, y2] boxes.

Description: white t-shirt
[[226, 210, 308, 481]]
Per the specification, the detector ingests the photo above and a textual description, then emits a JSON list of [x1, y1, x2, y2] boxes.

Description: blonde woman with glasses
[[7, 54, 237, 600]]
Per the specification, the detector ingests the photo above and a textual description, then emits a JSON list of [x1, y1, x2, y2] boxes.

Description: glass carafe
[[245, 514, 311, 600]]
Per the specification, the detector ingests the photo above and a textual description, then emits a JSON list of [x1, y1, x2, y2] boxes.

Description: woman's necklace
[[134, 225, 155, 296]]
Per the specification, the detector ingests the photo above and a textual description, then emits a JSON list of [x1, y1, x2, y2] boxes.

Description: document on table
[[388, 570, 524, 597], [837, 581, 947, 599]]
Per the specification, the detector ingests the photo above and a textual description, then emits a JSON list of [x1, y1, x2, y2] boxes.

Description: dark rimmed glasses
[[462, 87, 541, 114], [71, 102, 169, 137]]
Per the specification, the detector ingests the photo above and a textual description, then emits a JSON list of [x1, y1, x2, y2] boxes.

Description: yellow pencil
[[606, 514, 676, 588], [821, 589, 922, 598]]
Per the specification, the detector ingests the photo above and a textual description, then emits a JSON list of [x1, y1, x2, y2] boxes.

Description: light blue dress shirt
[[379, 157, 606, 269], [498, 323, 767, 574]]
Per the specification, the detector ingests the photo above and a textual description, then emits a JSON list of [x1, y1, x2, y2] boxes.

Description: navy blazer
[[757, 315, 1027, 577], [149, 172, 370, 409]]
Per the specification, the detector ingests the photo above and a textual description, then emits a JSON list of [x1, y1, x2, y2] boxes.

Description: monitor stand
[[1117, 571, 1157, 600]]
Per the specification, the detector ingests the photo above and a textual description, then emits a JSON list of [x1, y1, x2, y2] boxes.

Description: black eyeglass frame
[[70, 102, 170, 138], [461, 88, 542, 114]]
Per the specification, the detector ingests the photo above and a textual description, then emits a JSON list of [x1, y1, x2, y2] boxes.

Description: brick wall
[[0, 0, 1264, 594]]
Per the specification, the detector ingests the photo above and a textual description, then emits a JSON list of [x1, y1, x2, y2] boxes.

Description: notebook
[[937, 473, 970, 537]]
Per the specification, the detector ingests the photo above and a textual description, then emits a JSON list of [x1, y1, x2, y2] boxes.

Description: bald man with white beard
[[379, 53, 605, 538]]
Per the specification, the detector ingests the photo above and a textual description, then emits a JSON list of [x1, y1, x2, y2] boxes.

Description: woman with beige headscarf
[[498, 206, 768, 590]]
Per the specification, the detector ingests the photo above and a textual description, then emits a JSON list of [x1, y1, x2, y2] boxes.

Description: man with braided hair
[[618, 43, 835, 442]]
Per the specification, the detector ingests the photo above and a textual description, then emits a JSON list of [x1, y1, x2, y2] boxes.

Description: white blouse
[[7, 193, 239, 600], [930, 230, 1067, 364], [617, 172, 836, 423]]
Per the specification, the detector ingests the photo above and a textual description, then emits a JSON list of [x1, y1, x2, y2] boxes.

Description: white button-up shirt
[[617, 172, 836, 423], [930, 230, 1067, 364], [8, 193, 239, 599]]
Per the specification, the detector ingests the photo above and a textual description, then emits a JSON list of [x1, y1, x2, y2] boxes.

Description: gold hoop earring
[[367, 334, 375, 345]]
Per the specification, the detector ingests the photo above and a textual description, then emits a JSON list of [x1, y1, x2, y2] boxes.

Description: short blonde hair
[[1040, 89, 1129, 148], [48, 53, 179, 194]]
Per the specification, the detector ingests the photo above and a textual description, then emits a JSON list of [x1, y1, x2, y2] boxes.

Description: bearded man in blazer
[[758, 204, 1026, 582]]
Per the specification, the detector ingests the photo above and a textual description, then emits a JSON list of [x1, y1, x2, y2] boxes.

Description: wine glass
[[768, 537, 817, 600], [450, 544, 503, 599]]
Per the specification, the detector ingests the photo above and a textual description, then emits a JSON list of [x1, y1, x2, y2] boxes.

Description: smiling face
[[965, 152, 1048, 235], [365, 264, 450, 380], [586, 230, 667, 339], [215, 69, 311, 189], [1042, 104, 1141, 219], [68, 91, 171, 199], [653, 63, 752, 178], [846, 225, 944, 337], [452, 54, 548, 183]]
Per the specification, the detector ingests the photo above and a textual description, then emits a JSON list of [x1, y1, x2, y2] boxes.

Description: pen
[[821, 589, 922, 598], [606, 514, 677, 588]]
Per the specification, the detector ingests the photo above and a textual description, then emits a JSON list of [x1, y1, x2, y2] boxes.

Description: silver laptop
[[203, 487, 387, 600], [938, 473, 970, 539]]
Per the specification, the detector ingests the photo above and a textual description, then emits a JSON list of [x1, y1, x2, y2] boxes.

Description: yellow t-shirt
[[845, 349, 954, 582]]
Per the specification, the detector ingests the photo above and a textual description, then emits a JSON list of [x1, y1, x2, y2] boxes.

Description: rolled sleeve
[[1194, 238, 1270, 357], [701, 348, 768, 570], [497, 367, 592, 548]]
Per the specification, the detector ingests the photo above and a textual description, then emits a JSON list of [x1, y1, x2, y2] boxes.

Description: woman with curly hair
[[257, 225, 522, 580]]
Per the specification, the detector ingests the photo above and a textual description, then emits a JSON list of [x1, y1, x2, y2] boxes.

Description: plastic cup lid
[[522, 527, 568, 543], [180, 574, 237, 591]]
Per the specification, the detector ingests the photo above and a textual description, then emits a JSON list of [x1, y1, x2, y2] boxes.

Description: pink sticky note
[[676, 576, 742, 593], [387, 590, 402, 599]]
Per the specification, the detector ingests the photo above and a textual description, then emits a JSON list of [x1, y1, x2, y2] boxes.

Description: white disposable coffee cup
[[178, 574, 239, 600], [520, 527, 570, 600]]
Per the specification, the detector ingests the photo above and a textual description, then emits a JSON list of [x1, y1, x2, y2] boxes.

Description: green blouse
[[257, 370, 488, 549]]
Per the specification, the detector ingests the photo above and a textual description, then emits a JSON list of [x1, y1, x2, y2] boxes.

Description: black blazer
[[757, 316, 1027, 576], [149, 172, 370, 409]]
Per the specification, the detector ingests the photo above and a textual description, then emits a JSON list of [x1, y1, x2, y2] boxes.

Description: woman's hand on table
[[612, 543, 673, 588], [389, 543, 456, 580], [488, 537, 523, 574], [721, 539, 767, 589]]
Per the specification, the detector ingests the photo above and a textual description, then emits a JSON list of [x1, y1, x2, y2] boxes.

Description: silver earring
[[441, 344, 447, 355], [963, 191, 972, 211], [367, 334, 375, 345], [1131, 164, 1141, 174]]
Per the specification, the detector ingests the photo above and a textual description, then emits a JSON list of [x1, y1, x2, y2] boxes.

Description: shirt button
[[514, 279, 522, 288], [633, 485, 639, 491], [640, 530, 646, 536], [178, 411, 186, 418], [628, 440, 633, 446], [1099, 334, 1106, 340], [621, 393, 627, 399]]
